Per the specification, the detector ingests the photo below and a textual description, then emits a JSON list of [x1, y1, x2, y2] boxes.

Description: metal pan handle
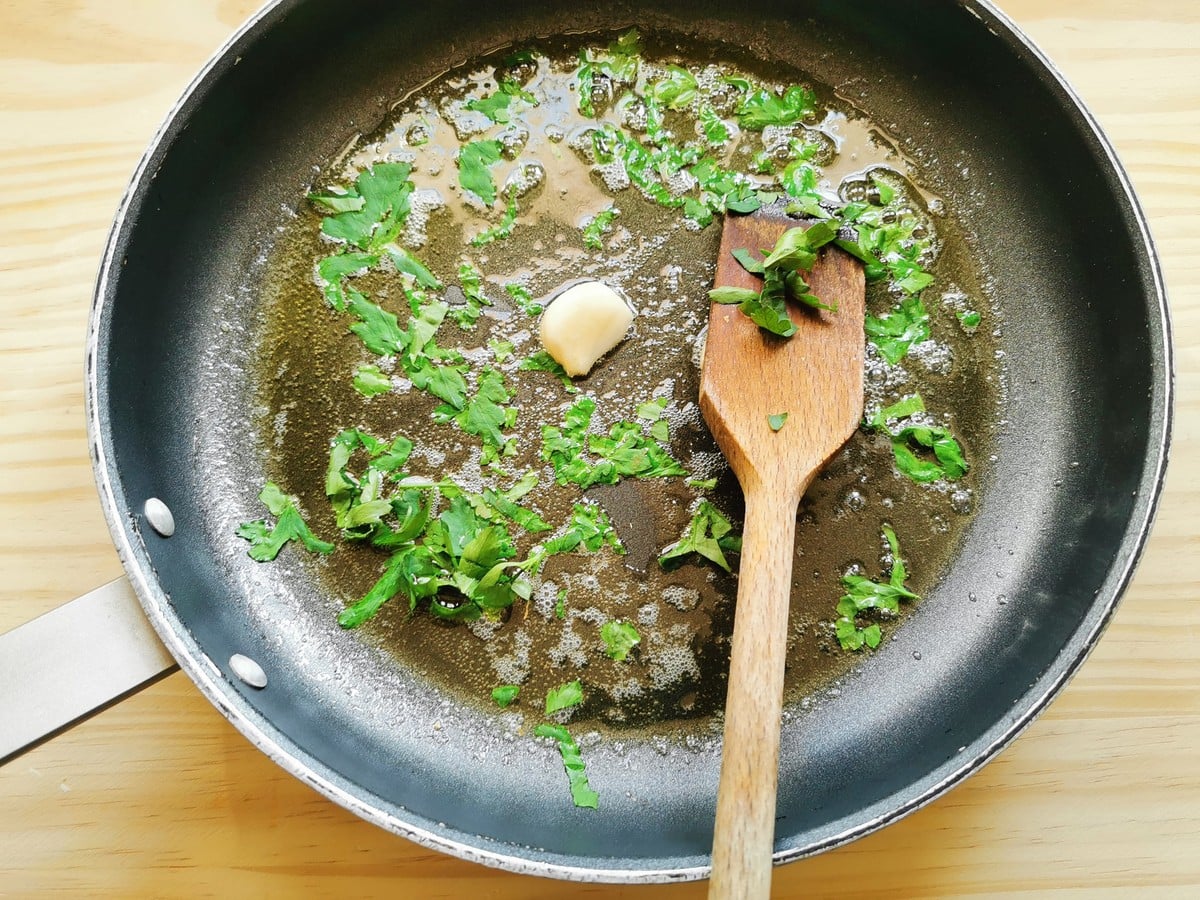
[[0, 577, 177, 763]]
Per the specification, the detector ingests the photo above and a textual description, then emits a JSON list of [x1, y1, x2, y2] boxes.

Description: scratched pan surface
[[86, 0, 1170, 882]]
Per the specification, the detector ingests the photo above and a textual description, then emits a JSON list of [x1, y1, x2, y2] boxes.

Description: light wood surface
[[704, 220, 865, 899], [1, 1, 1197, 896]]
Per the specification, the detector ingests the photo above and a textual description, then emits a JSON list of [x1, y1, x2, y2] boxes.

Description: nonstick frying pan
[[16, 0, 1171, 883]]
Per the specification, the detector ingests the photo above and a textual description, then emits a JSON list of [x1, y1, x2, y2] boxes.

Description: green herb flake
[[313, 161, 415, 251], [504, 282, 544, 316], [236, 482, 334, 562], [385, 244, 442, 290], [767, 412, 788, 432], [457, 139, 504, 205], [451, 261, 493, 330], [867, 393, 969, 484], [471, 189, 520, 246], [582, 206, 619, 249], [865, 295, 930, 364], [352, 363, 392, 397], [520, 350, 577, 392], [535, 723, 599, 809], [489, 338, 514, 362], [736, 84, 816, 130], [835, 525, 919, 651], [465, 77, 537, 124], [650, 66, 698, 110], [959, 310, 981, 329], [575, 30, 641, 118], [698, 105, 731, 146], [545, 679, 584, 715], [555, 588, 567, 619], [492, 684, 521, 708], [659, 500, 741, 572], [601, 620, 641, 661]]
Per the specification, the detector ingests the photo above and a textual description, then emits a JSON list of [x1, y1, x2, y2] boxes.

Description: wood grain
[[703, 219, 865, 899], [1, 1, 1198, 896]]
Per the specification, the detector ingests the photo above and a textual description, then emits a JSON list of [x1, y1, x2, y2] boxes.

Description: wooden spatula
[[702, 211, 865, 899]]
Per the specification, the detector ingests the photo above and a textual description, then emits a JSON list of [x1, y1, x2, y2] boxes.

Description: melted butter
[[253, 31, 1003, 738]]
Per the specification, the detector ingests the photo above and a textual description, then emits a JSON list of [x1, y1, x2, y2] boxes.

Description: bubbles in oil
[[251, 29, 1005, 741]]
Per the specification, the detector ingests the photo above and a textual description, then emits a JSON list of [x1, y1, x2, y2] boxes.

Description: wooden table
[[2, 1, 1196, 895]]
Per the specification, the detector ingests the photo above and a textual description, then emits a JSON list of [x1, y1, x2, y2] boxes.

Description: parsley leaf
[[736, 84, 816, 130], [457, 139, 504, 205], [346, 289, 405, 356], [865, 295, 929, 364], [698, 105, 731, 146], [658, 500, 741, 572], [650, 66, 698, 110], [541, 397, 686, 488], [353, 363, 391, 397], [384, 244, 442, 290], [492, 685, 521, 707], [315, 252, 377, 312], [834, 526, 919, 651], [465, 77, 537, 124], [520, 350, 577, 391], [504, 282, 543, 316], [433, 367, 515, 461], [535, 723, 599, 809], [713, 222, 841, 338], [866, 393, 969, 483], [313, 161, 415, 250], [471, 189, 520, 246], [451, 261, 493, 330], [546, 679, 584, 714], [582, 206, 619, 249], [601, 620, 640, 661], [236, 482, 333, 561], [575, 30, 641, 118]]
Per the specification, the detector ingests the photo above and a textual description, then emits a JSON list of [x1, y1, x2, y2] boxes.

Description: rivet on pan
[[143, 497, 175, 537], [229, 654, 268, 690]]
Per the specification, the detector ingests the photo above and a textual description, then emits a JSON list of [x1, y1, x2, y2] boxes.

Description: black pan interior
[[89, 0, 1169, 879]]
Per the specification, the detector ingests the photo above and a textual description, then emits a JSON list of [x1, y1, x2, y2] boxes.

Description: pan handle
[[0, 577, 177, 763]]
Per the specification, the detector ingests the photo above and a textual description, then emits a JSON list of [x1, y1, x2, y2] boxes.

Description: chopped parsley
[[658, 500, 741, 572], [236, 482, 333, 561], [835, 526, 918, 651], [575, 29, 641, 118], [541, 397, 686, 488], [650, 66, 699, 110], [535, 723, 598, 809], [465, 78, 537, 124], [492, 684, 521, 707], [352, 363, 391, 397], [545, 679, 584, 714], [311, 161, 414, 250], [432, 367, 516, 464], [767, 412, 788, 431], [582, 206, 619, 249], [864, 295, 930, 364], [710, 221, 840, 337], [503, 282, 543, 316], [734, 84, 817, 130], [601, 620, 640, 661], [519, 350, 577, 392], [457, 139, 504, 205], [470, 188, 520, 246], [867, 394, 969, 483], [451, 262, 492, 330]]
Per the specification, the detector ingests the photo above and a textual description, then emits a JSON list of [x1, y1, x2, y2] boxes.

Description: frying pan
[[8, 0, 1171, 883]]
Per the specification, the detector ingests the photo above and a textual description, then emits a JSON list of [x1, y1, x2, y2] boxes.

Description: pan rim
[[84, 0, 1173, 883]]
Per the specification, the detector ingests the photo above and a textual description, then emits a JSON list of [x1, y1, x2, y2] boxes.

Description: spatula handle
[[709, 484, 799, 899]]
